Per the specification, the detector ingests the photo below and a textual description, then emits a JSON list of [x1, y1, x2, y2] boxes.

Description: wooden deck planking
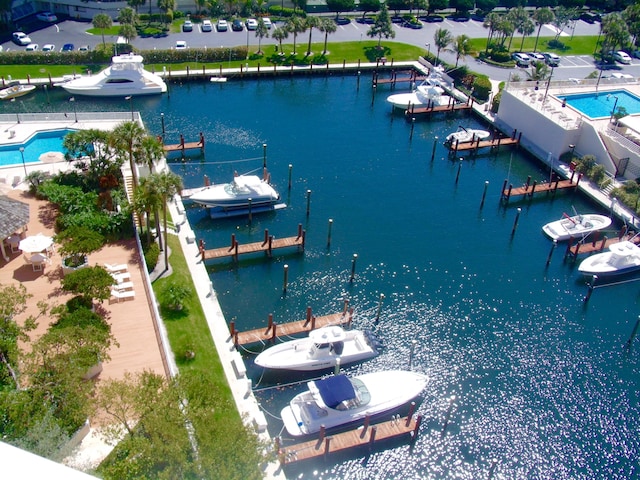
[[565, 232, 640, 258], [233, 310, 353, 346], [163, 141, 203, 152], [404, 101, 472, 116], [279, 414, 421, 465], [501, 171, 583, 202], [448, 136, 519, 152], [201, 231, 304, 260]]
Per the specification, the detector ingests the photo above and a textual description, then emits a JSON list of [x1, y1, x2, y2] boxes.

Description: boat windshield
[[315, 375, 371, 411], [224, 182, 250, 196]]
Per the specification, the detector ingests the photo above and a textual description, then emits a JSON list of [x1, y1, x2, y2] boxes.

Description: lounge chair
[[112, 281, 134, 291], [104, 263, 128, 273], [109, 289, 135, 303], [111, 271, 131, 283]]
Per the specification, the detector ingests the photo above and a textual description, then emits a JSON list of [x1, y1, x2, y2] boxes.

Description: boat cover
[[315, 375, 355, 408]]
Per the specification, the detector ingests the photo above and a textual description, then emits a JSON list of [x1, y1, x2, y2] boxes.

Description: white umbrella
[[19, 234, 53, 254]]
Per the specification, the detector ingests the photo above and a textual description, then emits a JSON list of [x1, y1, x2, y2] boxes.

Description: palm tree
[[518, 18, 535, 52], [110, 121, 146, 190], [92, 13, 112, 47], [434, 27, 453, 65], [134, 135, 164, 176], [272, 26, 289, 54], [527, 61, 550, 82], [506, 7, 527, 51], [157, 0, 176, 24], [255, 18, 269, 55], [483, 12, 500, 53], [532, 7, 554, 53], [453, 34, 471, 68], [286, 16, 307, 56], [133, 176, 162, 247], [118, 6, 138, 25], [150, 171, 183, 270], [119, 23, 138, 45], [318, 17, 337, 55], [304, 16, 320, 57]]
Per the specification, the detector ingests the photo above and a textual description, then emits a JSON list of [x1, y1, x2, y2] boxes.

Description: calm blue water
[[0, 129, 75, 167], [11, 76, 640, 479], [560, 89, 640, 119]]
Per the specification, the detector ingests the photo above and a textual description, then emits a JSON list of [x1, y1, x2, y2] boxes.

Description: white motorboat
[[445, 126, 491, 144], [0, 83, 36, 100], [542, 213, 612, 241], [60, 54, 167, 97], [254, 326, 381, 371], [578, 240, 640, 277], [281, 370, 428, 436], [188, 173, 281, 211], [387, 79, 452, 109]]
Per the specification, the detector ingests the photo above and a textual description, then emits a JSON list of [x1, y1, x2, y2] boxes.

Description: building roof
[[0, 196, 29, 239]]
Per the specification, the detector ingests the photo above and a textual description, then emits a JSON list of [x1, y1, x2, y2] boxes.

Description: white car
[[36, 11, 57, 22], [202, 19, 213, 32], [262, 17, 272, 29], [42, 44, 55, 52], [25, 43, 39, 51], [512, 52, 531, 67], [12, 32, 31, 46], [217, 19, 228, 31], [612, 50, 632, 64], [175, 40, 187, 50], [246, 18, 258, 30]]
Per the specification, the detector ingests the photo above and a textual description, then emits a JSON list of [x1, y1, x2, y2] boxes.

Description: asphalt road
[[3, 17, 640, 82]]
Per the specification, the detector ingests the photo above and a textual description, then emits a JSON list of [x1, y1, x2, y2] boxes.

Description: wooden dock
[[199, 225, 305, 261], [564, 230, 639, 259], [403, 98, 473, 117], [372, 70, 425, 88], [501, 170, 583, 202], [277, 407, 422, 465], [448, 131, 521, 155], [162, 132, 205, 154], [230, 303, 353, 346]]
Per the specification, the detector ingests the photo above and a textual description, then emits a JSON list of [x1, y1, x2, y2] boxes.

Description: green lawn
[[468, 35, 600, 56]]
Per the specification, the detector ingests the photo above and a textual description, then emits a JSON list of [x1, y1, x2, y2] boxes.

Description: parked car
[[25, 43, 39, 51], [202, 19, 213, 32], [542, 52, 560, 67], [580, 12, 600, 24], [175, 40, 187, 50], [262, 17, 272, 29], [334, 17, 351, 25], [12, 32, 31, 46], [246, 18, 258, 30], [527, 52, 545, 62], [633, 50, 640, 59], [183, 20, 193, 32], [512, 52, 531, 67], [217, 19, 228, 31], [36, 11, 57, 22], [612, 50, 632, 64], [424, 15, 444, 22], [42, 44, 55, 52], [78, 45, 90, 52], [231, 19, 243, 31], [61, 43, 74, 52]]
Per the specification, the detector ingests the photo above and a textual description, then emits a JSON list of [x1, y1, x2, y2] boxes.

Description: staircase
[[122, 169, 141, 228]]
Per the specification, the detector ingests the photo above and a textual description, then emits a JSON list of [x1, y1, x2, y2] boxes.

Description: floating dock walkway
[[403, 97, 473, 117], [230, 302, 354, 346], [277, 405, 422, 465], [199, 224, 305, 262], [448, 130, 521, 155], [564, 230, 640, 259], [501, 170, 583, 202], [162, 132, 205, 154], [372, 69, 425, 88]]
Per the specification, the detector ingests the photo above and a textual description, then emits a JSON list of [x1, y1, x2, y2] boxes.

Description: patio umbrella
[[38, 151, 66, 163], [19, 234, 53, 254]]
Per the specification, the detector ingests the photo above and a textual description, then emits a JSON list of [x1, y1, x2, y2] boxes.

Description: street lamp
[[425, 43, 431, 58], [19, 147, 27, 177], [69, 97, 77, 123], [609, 95, 620, 124], [125, 95, 134, 121]]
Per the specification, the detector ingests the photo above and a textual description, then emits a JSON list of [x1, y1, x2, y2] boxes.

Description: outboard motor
[[331, 341, 344, 356]]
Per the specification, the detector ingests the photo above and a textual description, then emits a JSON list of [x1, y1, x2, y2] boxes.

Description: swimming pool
[[0, 129, 75, 168], [559, 89, 640, 119]]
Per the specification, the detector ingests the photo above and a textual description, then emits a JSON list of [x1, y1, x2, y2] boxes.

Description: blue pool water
[[559, 89, 640, 118], [0, 129, 75, 167], [7, 78, 640, 479]]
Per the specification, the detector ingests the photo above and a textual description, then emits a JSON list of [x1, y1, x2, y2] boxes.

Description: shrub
[[547, 39, 566, 50], [472, 74, 492, 101], [491, 90, 502, 113], [144, 241, 160, 273]]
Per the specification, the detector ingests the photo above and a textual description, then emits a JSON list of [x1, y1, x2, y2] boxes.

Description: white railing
[[0, 112, 139, 123]]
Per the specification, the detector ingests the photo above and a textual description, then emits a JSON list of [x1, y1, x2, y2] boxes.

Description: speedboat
[[254, 326, 381, 371], [542, 213, 612, 241], [188, 173, 281, 211], [445, 126, 491, 144], [0, 83, 36, 100], [387, 78, 452, 109], [60, 54, 167, 97], [281, 370, 428, 436], [578, 240, 640, 277]]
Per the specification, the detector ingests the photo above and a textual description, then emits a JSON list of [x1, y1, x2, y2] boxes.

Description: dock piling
[[584, 275, 598, 303], [283, 264, 289, 293], [368, 426, 377, 453], [480, 181, 489, 209], [288, 164, 293, 190], [350, 254, 358, 282], [455, 158, 463, 184], [410, 117, 415, 140], [327, 218, 333, 248], [546, 240, 557, 266], [306, 190, 312, 217], [626, 316, 640, 349], [431, 136, 438, 162], [361, 415, 371, 438], [375, 293, 385, 323], [511, 208, 522, 236]]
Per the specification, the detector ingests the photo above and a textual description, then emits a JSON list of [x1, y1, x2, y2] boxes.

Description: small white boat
[[542, 213, 612, 241], [0, 83, 36, 100], [281, 370, 428, 436], [61, 54, 167, 97], [578, 240, 640, 277], [387, 78, 452, 109], [445, 126, 491, 144], [189, 172, 281, 211], [254, 326, 381, 371]]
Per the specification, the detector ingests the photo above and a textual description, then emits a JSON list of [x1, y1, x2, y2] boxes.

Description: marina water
[[10, 75, 640, 479]]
